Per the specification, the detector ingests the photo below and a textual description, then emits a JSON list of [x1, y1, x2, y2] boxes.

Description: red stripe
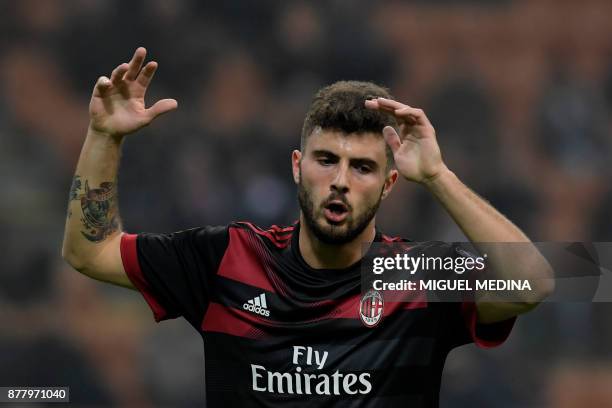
[[270, 225, 295, 233], [328, 294, 360, 319], [237, 222, 293, 249], [318, 292, 427, 320], [462, 301, 515, 348], [384, 300, 425, 316], [402, 300, 427, 309], [381, 234, 403, 243], [217, 228, 276, 292], [390, 289, 427, 309], [201, 302, 267, 339], [201, 296, 428, 337], [120, 233, 168, 322]]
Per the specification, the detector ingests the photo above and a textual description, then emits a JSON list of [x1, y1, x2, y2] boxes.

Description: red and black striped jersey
[[120, 222, 514, 407]]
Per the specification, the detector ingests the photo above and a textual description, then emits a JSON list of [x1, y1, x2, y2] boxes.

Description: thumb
[[146, 98, 178, 121], [383, 126, 401, 154]]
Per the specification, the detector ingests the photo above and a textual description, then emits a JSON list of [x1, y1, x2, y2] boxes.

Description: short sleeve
[[460, 301, 515, 348], [120, 226, 229, 326], [441, 244, 516, 349]]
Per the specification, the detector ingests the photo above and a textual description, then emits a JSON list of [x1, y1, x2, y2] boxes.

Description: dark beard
[[297, 179, 382, 245]]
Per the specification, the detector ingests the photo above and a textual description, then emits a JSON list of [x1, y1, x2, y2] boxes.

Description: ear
[[291, 150, 302, 184], [381, 169, 399, 200]]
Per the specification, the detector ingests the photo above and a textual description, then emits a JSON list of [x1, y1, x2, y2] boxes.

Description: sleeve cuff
[[120, 233, 168, 322], [462, 301, 516, 349]]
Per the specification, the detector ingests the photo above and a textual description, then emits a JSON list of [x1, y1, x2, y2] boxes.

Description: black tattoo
[[79, 180, 119, 242], [67, 174, 119, 242], [69, 175, 82, 201]]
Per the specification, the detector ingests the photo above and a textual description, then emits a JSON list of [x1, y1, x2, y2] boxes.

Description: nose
[[331, 162, 350, 194]]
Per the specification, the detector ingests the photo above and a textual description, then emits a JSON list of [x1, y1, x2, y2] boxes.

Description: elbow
[[538, 274, 556, 301], [513, 281, 554, 317], [524, 255, 556, 304], [535, 263, 556, 301], [522, 266, 556, 307], [61, 244, 88, 273], [62, 252, 84, 272]]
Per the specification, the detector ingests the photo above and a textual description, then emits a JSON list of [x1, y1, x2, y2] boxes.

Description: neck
[[298, 214, 376, 269]]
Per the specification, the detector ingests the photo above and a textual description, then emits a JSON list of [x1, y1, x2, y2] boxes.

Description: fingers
[[394, 106, 431, 127], [374, 97, 406, 111], [146, 98, 178, 120], [365, 98, 396, 115], [382, 126, 401, 154], [366, 97, 431, 127], [107, 48, 159, 94], [125, 47, 147, 81], [108, 48, 148, 87], [365, 98, 410, 122], [136, 61, 158, 88], [364, 99, 379, 109], [110, 63, 129, 85], [94, 76, 112, 95]]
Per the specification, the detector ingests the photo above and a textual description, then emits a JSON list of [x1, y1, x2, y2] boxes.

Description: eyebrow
[[311, 150, 380, 170]]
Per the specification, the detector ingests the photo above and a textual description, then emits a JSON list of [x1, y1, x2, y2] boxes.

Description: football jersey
[[120, 222, 515, 407]]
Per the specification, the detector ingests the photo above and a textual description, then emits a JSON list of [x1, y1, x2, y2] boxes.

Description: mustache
[[321, 193, 352, 211]]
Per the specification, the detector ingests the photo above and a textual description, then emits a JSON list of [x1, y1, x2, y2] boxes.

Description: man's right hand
[[89, 47, 178, 138]]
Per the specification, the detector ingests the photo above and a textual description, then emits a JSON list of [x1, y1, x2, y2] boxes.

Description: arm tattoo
[[68, 174, 120, 242], [69, 175, 81, 201]]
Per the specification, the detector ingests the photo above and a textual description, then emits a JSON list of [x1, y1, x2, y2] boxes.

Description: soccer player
[[62, 48, 553, 407]]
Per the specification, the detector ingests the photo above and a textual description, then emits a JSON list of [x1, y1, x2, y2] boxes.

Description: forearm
[[366, 96, 552, 321], [62, 126, 124, 270], [424, 169, 553, 303], [424, 169, 527, 243]]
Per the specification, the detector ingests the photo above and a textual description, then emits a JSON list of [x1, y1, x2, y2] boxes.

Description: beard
[[298, 178, 383, 245]]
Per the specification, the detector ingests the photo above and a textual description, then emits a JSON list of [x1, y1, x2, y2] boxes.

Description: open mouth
[[323, 200, 349, 224]]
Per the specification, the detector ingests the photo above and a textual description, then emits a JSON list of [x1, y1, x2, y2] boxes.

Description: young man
[[63, 48, 552, 407]]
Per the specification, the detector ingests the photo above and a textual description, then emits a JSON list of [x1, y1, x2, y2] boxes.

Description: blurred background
[[1, 0, 611, 406]]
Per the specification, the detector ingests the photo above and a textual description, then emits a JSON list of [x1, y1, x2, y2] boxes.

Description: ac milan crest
[[359, 289, 384, 328]]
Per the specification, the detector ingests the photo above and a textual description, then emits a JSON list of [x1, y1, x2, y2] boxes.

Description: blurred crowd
[[1, 0, 612, 406]]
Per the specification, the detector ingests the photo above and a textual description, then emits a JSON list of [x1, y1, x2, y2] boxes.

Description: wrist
[[87, 124, 125, 144], [422, 166, 454, 191]]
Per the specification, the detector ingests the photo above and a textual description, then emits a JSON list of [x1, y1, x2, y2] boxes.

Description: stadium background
[[1, 0, 612, 406]]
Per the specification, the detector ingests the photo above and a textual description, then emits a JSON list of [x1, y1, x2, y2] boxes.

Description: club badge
[[359, 289, 384, 328]]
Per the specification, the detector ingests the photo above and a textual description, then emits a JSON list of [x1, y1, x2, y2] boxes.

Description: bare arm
[[423, 169, 554, 323], [62, 47, 177, 288], [365, 97, 554, 323]]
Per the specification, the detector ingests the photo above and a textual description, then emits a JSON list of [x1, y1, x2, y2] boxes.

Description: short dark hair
[[301, 81, 397, 170]]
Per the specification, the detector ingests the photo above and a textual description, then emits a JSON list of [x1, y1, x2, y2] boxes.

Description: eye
[[356, 164, 373, 174], [317, 158, 334, 166]]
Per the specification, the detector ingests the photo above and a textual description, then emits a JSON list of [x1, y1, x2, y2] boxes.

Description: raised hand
[[365, 97, 447, 184], [89, 47, 177, 138]]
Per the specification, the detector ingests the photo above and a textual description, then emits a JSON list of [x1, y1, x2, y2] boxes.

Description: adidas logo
[[243, 293, 270, 317]]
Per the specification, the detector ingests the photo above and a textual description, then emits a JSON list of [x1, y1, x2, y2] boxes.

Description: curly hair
[[301, 81, 397, 170]]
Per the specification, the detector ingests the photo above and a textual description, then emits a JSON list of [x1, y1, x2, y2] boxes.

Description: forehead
[[305, 129, 386, 160]]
